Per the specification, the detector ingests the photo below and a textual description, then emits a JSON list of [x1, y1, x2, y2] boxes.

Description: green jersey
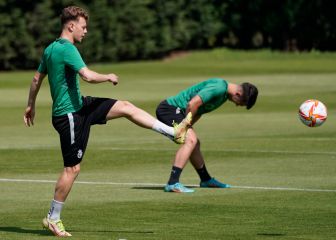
[[166, 78, 228, 115], [38, 38, 86, 116]]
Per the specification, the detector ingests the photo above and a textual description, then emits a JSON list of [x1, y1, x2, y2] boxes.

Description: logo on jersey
[[176, 108, 181, 114], [77, 149, 83, 159]]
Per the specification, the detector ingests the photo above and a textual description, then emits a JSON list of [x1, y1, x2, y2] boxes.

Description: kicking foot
[[173, 112, 192, 144]]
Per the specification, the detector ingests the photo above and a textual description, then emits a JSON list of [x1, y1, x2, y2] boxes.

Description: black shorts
[[156, 100, 186, 127], [52, 96, 117, 167]]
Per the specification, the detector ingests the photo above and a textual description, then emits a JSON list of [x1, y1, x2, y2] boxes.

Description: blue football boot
[[200, 178, 231, 188]]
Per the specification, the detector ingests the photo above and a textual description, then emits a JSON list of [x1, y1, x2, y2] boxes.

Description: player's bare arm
[[24, 71, 46, 127], [186, 95, 203, 125], [79, 67, 118, 85]]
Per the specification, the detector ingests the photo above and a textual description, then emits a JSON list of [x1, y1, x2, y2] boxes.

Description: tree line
[[0, 0, 334, 70]]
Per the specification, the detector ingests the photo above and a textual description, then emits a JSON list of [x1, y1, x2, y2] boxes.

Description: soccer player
[[156, 78, 258, 193], [23, 6, 191, 237]]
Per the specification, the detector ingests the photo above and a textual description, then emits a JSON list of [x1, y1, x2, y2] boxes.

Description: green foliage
[[0, 0, 335, 70], [225, 0, 336, 51], [0, 5, 36, 69]]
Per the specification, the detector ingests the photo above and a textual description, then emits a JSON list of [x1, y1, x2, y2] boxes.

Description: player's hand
[[24, 106, 35, 127], [107, 74, 118, 85]]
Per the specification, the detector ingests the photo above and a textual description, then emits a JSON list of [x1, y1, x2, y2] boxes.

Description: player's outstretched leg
[[42, 217, 72, 237], [106, 101, 192, 144]]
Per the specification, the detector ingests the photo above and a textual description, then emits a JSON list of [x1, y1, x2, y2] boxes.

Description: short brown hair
[[60, 6, 89, 26]]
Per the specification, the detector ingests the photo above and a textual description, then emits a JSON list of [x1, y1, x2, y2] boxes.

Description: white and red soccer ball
[[298, 99, 327, 127]]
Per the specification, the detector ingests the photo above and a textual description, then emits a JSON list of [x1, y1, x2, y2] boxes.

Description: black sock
[[168, 166, 182, 185], [196, 165, 212, 182]]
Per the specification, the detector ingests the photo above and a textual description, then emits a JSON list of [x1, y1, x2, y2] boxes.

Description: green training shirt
[[38, 38, 86, 116], [166, 78, 228, 115]]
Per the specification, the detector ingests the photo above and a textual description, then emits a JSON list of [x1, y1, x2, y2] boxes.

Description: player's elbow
[[81, 75, 92, 83], [81, 73, 93, 83], [32, 72, 45, 86], [32, 76, 42, 87], [79, 68, 95, 83], [32, 76, 40, 85]]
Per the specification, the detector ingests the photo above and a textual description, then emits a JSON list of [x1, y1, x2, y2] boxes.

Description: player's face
[[72, 17, 87, 43]]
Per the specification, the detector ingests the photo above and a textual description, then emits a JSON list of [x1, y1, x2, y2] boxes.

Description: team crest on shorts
[[77, 149, 83, 158]]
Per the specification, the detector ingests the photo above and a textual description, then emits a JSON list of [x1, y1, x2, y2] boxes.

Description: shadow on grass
[[132, 186, 196, 191], [70, 229, 154, 234], [132, 186, 164, 190], [0, 226, 154, 235], [257, 233, 286, 237], [0, 227, 51, 236]]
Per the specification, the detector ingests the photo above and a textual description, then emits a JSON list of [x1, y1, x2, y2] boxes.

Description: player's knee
[[119, 100, 132, 107], [186, 130, 198, 147], [65, 164, 80, 176], [119, 100, 136, 115]]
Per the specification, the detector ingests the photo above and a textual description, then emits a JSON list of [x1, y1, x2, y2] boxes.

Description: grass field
[[0, 48, 335, 240]]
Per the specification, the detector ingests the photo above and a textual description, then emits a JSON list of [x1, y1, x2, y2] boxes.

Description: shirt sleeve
[[37, 53, 47, 74], [64, 44, 86, 72]]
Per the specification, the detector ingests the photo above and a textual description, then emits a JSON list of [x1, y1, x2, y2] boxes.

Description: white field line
[[0, 178, 335, 193], [100, 148, 336, 156]]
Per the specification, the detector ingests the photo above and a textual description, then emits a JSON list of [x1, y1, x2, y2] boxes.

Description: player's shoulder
[[58, 39, 77, 51], [52, 38, 77, 50], [43, 41, 54, 52], [43, 39, 74, 52]]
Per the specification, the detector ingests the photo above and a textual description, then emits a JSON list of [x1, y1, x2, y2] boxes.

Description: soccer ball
[[298, 99, 327, 127]]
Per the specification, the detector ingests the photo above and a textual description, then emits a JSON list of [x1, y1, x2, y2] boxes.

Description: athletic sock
[[196, 165, 212, 182], [168, 166, 183, 185], [152, 120, 174, 138], [47, 199, 64, 221]]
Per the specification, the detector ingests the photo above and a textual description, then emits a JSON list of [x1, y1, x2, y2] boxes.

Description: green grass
[[0, 48, 336, 239]]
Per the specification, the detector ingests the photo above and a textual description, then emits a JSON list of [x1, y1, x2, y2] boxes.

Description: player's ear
[[238, 92, 245, 105], [236, 87, 243, 97], [68, 21, 75, 32]]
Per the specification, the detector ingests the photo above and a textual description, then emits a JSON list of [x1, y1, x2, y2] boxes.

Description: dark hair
[[241, 82, 258, 109], [60, 6, 89, 26]]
